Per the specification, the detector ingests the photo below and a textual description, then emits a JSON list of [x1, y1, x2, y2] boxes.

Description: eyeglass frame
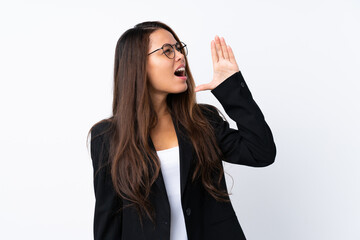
[[147, 41, 187, 59]]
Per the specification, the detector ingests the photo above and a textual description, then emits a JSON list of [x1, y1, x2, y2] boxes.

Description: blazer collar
[[148, 115, 195, 198]]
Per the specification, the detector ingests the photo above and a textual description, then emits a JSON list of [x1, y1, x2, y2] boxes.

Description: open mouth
[[174, 67, 186, 77]]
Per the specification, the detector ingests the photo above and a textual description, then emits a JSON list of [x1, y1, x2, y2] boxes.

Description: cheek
[[147, 60, 173, 87], [150, 60, 172, 75]]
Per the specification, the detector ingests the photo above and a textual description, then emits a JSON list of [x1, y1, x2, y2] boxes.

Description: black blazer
[[90, 71, 276, 240]]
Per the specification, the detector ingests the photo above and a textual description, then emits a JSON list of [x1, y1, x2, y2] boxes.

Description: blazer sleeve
[[203, 71, 276, 167], [90, 122, 122, 239]]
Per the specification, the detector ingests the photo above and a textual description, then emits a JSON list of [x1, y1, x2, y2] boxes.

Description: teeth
[[175, 67, 185, 72]]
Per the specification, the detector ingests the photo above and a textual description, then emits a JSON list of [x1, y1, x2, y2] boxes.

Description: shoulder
[[198, 103, 219, 116], [89, 119, 113, 166], [197, 103, 226, 124], [90, 118, 113, 140]]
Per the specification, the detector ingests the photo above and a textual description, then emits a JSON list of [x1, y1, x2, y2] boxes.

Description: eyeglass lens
[[163, 42, 187, 58]]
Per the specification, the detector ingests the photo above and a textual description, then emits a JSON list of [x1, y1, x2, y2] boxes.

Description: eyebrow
[[148, 42, 179, 55], [162, 42, 177, 46], [153, 42, 177, 51]]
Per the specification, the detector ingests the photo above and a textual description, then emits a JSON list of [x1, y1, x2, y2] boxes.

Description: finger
[[227, 45, 236, 63], [210, 40, 218, 64], [215, 35, 224, 59], [220, 37, 229, 60], [195, 83, 211, 92]]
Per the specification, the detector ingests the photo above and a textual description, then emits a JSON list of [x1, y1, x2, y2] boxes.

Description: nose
[[174, 48, 184, 62]]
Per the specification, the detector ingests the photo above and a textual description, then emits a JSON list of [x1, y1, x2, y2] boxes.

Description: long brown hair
[[88, 21, 229, 222]]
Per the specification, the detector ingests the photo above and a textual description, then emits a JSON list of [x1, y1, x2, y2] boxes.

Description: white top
[[156, 145, 188, 240]]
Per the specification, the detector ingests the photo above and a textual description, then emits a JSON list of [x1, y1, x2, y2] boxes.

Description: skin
[[147, 28, 187, 118], [195, 35, 240, 92], [147, 29, 240, 150]]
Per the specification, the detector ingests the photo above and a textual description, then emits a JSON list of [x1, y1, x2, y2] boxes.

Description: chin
[[179, 83, 188, 92], [172, 84, 188, 94]]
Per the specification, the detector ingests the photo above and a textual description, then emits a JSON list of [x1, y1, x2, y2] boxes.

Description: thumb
[[195, 83, 212, 92]]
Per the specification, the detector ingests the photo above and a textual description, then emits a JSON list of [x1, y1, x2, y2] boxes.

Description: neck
[[150, 91, 170, 118]]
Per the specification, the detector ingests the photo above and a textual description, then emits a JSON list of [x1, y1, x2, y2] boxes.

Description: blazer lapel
[[172, 116, 195, 197], [148, 116, 195, 198], [148, 136, 168, 199]]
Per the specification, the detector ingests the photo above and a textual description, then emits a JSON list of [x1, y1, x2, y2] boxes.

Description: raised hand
[[195, 35, 240, 92]]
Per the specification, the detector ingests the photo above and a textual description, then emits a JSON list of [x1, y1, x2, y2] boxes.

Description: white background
[[1, 0, 359, 239]]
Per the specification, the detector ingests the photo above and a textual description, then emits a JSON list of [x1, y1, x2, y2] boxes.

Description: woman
[[88, 21, 276, 240]]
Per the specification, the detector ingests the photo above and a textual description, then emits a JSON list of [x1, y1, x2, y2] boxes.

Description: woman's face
[[147, 29, 188, 96]]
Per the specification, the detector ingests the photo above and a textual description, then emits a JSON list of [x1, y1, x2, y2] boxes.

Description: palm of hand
[[195, 35, 240, 92]]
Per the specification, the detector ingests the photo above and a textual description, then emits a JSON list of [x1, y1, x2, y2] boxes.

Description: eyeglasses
[[147, 41, 188, 59]]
